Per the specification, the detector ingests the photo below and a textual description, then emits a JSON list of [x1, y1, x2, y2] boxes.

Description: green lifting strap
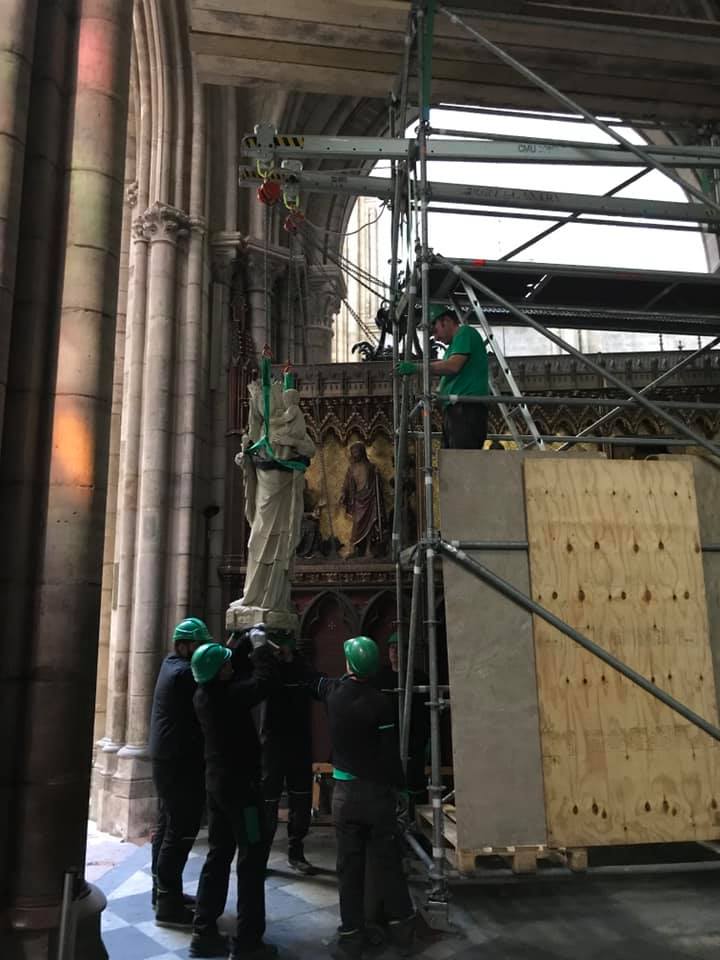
[[247, 356, 308, 472]]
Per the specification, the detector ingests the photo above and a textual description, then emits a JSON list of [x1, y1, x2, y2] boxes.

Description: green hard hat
[[173, 617, 212, 645], [429, 303, 454, 323], [191, 643, 232, 684], [387, 632, 398, 646], [344, 636, 380, 678]]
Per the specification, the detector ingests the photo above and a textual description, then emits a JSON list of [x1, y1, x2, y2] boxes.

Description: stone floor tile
[[280, 878, 340, 908], [105, 891, 156, 925], [102, 925, 175, 960], [101, 910, 131, 932], [265, 886, 319, 922], [136, 920, 193, 952], [108, 869, 154, 901]]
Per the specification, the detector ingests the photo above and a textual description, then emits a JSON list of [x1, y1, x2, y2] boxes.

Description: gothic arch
[[360, 590, 397, 645]]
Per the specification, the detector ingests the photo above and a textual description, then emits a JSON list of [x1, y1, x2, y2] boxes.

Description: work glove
[[396, 361, 418, 376]]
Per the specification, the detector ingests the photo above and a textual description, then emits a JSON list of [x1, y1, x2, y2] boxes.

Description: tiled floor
[[92, 824, 405, 960], [91, 822, 720, 959]]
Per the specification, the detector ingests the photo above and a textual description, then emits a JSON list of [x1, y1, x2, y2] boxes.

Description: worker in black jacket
[[189, 637, 280, 960], [255, 627, 319, 875], [149, 617, 211, 927], [312, 636, 415, 959], [373, 632, 430, 814]]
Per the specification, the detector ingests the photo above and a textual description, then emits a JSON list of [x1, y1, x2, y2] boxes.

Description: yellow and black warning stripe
[[275, 135, 304, 148], [243, 135, 305, 149]]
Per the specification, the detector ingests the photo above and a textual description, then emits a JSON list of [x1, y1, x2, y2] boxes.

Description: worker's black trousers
[[442, 401, 488, 450], [150, 760, 205, 902], [262, 737, 312, 859], [332, 779, 414, 933], [193, 781, 271, 948]]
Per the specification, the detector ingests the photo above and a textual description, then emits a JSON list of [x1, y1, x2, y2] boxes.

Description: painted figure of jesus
[[340, 442, 387, 559]]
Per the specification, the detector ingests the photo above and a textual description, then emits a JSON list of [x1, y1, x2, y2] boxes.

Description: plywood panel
[[524, 458, 720, 848], [661, 456, 720, 712]]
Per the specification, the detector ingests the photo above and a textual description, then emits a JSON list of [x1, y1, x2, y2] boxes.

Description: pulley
[[257, 179, 283, 206]]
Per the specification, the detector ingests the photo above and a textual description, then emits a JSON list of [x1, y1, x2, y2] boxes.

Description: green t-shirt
[[438, 324, 489, 398]]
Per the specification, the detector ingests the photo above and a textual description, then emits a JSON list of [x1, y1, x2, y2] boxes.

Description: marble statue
[[227, 372, 315, 633], [340, 441, 388, 559]]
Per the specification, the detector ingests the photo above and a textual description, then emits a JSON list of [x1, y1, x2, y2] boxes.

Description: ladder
[[461, 279, 545, 449]]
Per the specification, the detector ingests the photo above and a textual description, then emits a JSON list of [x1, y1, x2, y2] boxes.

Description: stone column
[[94, 176, 135, 751], [0, 0, 70, 926], [0, 0, 38, 443], [169, 74, 208, 629], [6, 0, 132, 952], [169, 215, 207, 627], [207, 243, 238, 636], [108, 212, 149, 747], [245, 247, 272, 353], [92, 204, 149, 832], [306, 263, 345, 363], [114, 202, 189, 837], [245, 247, 287, 357]]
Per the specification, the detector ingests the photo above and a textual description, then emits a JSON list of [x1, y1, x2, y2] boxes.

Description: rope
[[302, 202, 388, 238], [297, 229, 380, 345], [286, 232, 295, 361]]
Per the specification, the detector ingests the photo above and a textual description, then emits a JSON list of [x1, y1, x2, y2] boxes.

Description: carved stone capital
[[210, 230, 245, 282], [140, 201, 190, 243], [131, 216, 148, 243], [190, 216, 207, 235], [244, 247, 288, 285], [306, 263, 345, 328]]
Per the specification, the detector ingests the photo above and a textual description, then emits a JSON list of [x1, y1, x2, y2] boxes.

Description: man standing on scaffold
[[397, 304, 489, 449]]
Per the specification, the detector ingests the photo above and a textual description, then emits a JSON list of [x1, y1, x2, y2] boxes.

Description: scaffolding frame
[[238, 0, 720, 920]]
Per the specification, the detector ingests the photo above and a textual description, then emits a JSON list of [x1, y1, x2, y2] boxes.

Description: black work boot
[[388, 915, 416, 957], [153, 877, 196, 911], [189, 931, 231, 958], [155, 894, 194, 929], [329, 928, 364, 959], [288, 848, 319, 876]]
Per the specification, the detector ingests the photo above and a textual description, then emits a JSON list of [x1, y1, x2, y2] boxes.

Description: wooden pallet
[[416, 805, 588, 875]]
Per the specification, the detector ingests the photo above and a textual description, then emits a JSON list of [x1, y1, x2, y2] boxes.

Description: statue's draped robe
[[239, 384, 315, 615]]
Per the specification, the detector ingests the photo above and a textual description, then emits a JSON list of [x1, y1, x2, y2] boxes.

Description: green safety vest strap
[[332, 767, 357, 781], [247, 356, 308, 472]]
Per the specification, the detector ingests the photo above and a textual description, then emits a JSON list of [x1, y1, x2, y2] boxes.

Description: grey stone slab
[[439, 450, 547, 850]]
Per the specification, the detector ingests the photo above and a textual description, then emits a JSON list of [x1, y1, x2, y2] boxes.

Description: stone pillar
[[208, 243, 238, 636], [306, 263, 345, 363], [113, 202, 189, 837], [169, 215, 207, 627], [0, 0, 69, 925], [94, 176, 135, 750], [104, 214, 149, 752], [245, 247, 273, 354], [245, 247, 288, 357], [91, 200, 149, 832], [0, 0, 38, 444], [5, 0, 132, 953]]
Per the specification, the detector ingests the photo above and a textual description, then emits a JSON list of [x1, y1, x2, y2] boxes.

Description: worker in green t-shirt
[[396, 305, 489, 449]]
